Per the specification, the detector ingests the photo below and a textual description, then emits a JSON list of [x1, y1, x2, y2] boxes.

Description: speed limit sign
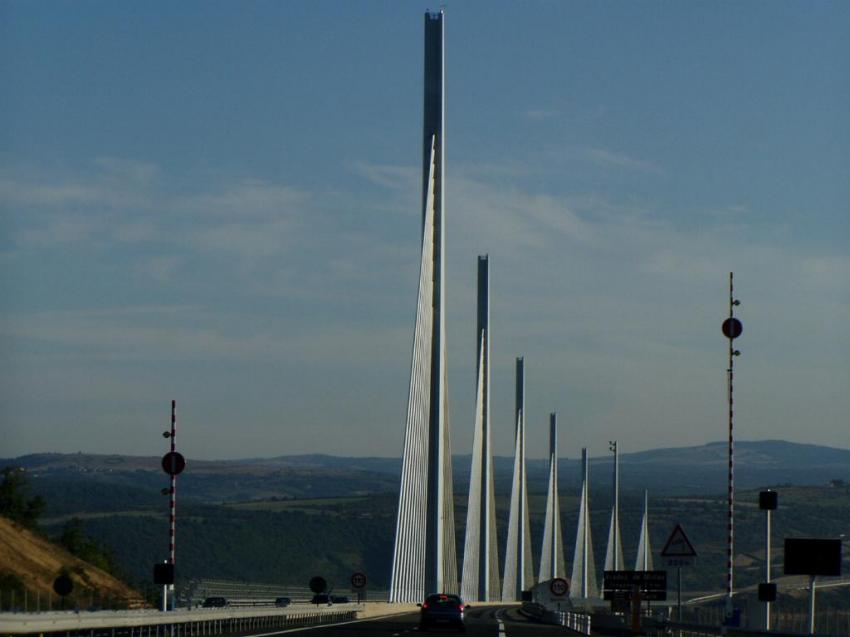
[[550, 577, 569, 597], [350, 572, 367, 589]]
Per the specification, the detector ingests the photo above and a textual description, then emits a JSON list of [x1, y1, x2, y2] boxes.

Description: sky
[[1, 1, 848, 461]]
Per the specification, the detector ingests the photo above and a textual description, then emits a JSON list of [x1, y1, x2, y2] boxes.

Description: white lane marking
[[498, 619, 506, 635], [244, 613, 407, 635]]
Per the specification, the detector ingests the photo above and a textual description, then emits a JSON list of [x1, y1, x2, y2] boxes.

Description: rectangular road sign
[[784, 538, 842, 576], [603, 570, 667, 591], [604, 590, 667, 602]]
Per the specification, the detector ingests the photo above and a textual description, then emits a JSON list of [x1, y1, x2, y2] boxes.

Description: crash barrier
[[643, 620, 842, 637], [520, 602, 591, 635], [180, 580, 382, 608], [0, 605, 357, 636]]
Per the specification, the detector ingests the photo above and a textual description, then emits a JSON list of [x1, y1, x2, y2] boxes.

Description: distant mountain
[[4, 440, 849, 514]]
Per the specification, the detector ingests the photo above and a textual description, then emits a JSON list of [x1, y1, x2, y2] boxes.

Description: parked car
[[310, 594, 331, 605], [274, 597, 291, 607], [418, 593, 468, 632], [330, 595, 350, 604], [201, 597, 229, 608]]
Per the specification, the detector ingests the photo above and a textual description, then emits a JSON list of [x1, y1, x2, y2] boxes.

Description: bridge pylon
[[389, 10, 457, 603]]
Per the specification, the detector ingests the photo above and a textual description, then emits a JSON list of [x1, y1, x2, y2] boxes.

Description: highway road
[[233, 605, 574, 636]]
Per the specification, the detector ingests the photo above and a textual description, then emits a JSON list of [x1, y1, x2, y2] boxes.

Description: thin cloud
[[585, 147, 664, 174]]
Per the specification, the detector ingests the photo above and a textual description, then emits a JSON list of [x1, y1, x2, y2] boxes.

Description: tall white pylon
[[461, 256, 500, 602], [635, 490, 654, 571], [502, 357, 534, 601], [389, 10, 457, 603], [570, 448, 597, 599], [538, 412, 565, 582], [603, 440, 624, 579]]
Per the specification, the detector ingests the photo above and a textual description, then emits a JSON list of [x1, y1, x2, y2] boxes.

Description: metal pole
[[808, 575, 816, 635], [726, 272, 737, 616], [677, 567, 682, 621], [766, 507, 772, 630], [612, 441, 619, 571], [169, 400, 177, 610], [162, 559, 168, 612]]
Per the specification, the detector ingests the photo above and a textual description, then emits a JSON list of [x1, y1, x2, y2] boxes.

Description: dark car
[[330, 595, 350, 604], [201, 596, 228, 608], [418, 593, 468, 632], [274, 597, 291, 607], [310, 594, 331, 605]]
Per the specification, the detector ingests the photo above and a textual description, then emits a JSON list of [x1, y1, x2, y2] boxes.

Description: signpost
[[53, 575, 73, 610], [603, 570, 666, 626], [784, 538, 843, 634], [549, 577, 569, 597], [661, 524, 697, 620], [350, 572, 367, 603]]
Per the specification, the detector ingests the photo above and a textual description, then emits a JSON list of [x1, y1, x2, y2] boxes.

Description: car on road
[[418, 593, 468, 632], [274, 597, 291, 607], [330, 595, 350, 604], [310, 594, 331, 605], [201, 597, 229, 608]]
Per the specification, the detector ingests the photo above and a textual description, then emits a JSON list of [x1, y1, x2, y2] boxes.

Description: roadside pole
[[808, 575, 816, 635], [677, 566, 682, 621]]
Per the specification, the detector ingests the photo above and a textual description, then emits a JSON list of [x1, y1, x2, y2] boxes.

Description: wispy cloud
[[351, 162, 418, 192], [585, 147, 664, 174], [524, 108, 561, 120]]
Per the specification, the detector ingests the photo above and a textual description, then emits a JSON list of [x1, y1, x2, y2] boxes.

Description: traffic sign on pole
[[161, 451, 186, 476], [661, 524, 697, 567], [549, 577, 569, 597], [350, 572, 367, 589]]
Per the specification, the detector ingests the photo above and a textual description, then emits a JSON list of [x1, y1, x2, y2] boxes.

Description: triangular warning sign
[[661, 523, 697, 558]]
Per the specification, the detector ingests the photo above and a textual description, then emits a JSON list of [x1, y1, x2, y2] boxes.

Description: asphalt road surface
[[234, 605, 579, 636]]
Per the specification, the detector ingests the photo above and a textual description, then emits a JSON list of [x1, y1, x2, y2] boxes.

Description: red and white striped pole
[[169, 400, 176, 608], [723, 273, 742, 618]]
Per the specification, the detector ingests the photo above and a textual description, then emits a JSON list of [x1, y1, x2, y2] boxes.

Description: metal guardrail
[[0, 604, 358, 636], [520, 602, 592, 635]]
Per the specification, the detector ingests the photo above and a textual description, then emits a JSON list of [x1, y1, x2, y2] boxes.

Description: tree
[[0, 467, 45, 528], [57, 517, 119, 574]]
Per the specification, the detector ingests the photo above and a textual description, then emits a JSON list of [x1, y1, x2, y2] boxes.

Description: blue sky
[[1, 1, 848, 460]]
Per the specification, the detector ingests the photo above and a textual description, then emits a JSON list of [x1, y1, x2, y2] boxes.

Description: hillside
[[0, 516, 147, 610], [7, 440, 850, 513]]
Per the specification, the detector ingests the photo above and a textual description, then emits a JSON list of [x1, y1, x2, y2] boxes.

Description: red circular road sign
[[350, 572, 367, 589], [549, 577, 569, 597], [722, 318, 743, 340], [161, 451, 186, 476]]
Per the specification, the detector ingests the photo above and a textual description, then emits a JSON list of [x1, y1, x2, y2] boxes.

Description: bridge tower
[[603, 440, 624, 580], [634, 490, 654, 570], [502, 357, 534, 601], [389, 10, 458, 603], [461, 256, 501, 602], [538, 412, 565, 582], [570, 448, 597, 599]]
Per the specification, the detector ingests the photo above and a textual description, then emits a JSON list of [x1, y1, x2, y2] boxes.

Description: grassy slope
[[0, 515, 147, 609]]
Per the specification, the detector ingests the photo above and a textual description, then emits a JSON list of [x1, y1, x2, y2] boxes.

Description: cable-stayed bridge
[[3, 10, 847, 637]]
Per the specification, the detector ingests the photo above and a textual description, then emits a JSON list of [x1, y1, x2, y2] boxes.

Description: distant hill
[[6, 440, 849, 512], [4, 442, 849, 595], [0, 515, 146, 610]]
